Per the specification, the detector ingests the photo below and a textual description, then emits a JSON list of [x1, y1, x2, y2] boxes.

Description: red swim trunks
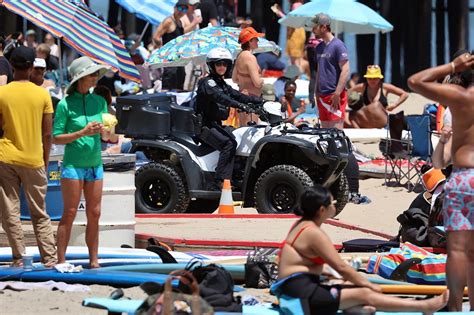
[[317, 90, 347, 122]]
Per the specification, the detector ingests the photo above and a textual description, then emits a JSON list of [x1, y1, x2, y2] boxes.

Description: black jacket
[[196, 75, 262, 127]]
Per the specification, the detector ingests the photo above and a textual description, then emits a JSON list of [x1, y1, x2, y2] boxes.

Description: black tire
[[254, 165, 314, 214], [135, 162, 189, 213], [329, 174, 349, 217], [186, 199, 220, 214]]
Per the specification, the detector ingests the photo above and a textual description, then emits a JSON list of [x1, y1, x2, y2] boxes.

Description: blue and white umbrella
[[147, 26, 280, 68], [115, 0, 175, 25], [279, 0, 393, 34]]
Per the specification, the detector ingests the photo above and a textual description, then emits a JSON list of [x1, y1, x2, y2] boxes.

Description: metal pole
[[57, 37, 64, 95], [138, 22, 150, 44]]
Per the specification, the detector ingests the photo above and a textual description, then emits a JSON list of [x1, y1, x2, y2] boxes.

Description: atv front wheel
[[329, 174, 349, 217], [254, 165, 314, 214], [135, 163, 190, 213]]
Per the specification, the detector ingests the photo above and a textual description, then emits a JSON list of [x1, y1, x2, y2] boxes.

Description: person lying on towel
[[273, 185, 448, 315]]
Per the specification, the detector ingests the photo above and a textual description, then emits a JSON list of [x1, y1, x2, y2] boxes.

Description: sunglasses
[[177, 5, 188, 12], [215, 61, 228, 67], [367, 65, 380, 69]]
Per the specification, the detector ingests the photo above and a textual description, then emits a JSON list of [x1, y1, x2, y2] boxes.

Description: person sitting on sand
[[345, 65, 408, 129], [274, 185, 449, 315]]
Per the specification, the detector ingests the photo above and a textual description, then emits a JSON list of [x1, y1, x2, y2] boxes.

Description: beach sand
[[0, 93, 437, 314]]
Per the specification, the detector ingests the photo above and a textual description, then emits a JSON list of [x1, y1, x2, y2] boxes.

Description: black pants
[[162, 67, 185, 91], [344, 152, 359, 193], [200, 125, 237, 182]]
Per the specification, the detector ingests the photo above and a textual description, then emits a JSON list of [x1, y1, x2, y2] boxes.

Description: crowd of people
[[0, 1, 472, 313]]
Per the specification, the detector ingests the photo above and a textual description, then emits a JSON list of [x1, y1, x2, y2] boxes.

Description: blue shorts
[[61, 166, 104, 181]]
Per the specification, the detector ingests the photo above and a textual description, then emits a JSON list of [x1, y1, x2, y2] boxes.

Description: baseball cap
[[262, 84, 276, 101], [238, 27, 264, 45], [189, 0, 200, 5], [26, 29, 36, 36], [33, 58, 47, 68], [311, 13, 331, 27], [9, 46, 36, 68], [175, 0, 188, 6]]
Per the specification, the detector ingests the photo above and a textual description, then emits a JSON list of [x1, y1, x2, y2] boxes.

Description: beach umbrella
[[279, 0, 393, 34], [115, 0, 176, 26], [147, 26, 280, 68], [1, 0, 141, 82]]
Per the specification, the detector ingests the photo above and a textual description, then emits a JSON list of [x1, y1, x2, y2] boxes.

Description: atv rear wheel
[[135, 162, 189, 213], [186, 199, 220, 214], [254, 165, 314, 214], [329, 174, 349, 217]]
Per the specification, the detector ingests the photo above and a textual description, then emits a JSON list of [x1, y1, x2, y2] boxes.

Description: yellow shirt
[[0, 81, 53, 168]]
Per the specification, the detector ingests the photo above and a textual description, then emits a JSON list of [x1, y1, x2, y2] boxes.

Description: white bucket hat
[[67, 56, 110, 94]]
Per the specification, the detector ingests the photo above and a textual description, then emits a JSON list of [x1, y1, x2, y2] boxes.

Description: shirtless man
[[232, 27, 264, 126], [408, 52, 474, 312]]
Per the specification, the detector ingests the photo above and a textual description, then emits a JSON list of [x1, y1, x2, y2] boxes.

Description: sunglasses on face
[[215, 61, 227, 67], [177, 5, 188, 12], [367, 65, 380, 69]]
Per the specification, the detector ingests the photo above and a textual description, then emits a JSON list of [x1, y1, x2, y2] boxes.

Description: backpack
[[179, 260, 242, 312], [244, 248, 279, 289], [396, 208, 430, 247]]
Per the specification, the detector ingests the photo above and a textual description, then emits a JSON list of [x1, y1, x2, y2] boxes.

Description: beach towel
[[366, 243, 446, 285]]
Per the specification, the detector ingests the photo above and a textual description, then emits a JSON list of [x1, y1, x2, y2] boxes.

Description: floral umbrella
[[147, 26, 280, 68]]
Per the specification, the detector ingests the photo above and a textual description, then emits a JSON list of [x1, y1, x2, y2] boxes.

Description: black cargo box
[[115, 93, 175, 138]]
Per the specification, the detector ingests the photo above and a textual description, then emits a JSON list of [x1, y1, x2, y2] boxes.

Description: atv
[[115, 93, 351, 216]]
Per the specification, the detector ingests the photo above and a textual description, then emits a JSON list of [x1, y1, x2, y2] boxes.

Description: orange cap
[[422, 168, 446, 192], [238, 27, 264, 44]]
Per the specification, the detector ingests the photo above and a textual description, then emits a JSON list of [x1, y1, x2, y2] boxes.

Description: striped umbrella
[[1, 0, 141, 82], [115, 0, 176, 25]]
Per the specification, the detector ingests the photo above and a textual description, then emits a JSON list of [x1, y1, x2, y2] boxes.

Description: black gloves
[[236, 103, 256, 113]]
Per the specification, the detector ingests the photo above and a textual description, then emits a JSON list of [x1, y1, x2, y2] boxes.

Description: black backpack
[[396, 208, 430, 246], [179, 260, 242, 312]]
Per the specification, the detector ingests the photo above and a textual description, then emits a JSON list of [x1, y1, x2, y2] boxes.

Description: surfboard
[[100, 263, 246, 282], [0, 266, 171, 287], [0, 246, 247, 264]]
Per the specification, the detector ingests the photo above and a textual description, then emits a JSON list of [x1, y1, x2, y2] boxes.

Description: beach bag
[[244, 248, 279, 289], [366, 242, 446, 285], [340, 238, 400, 253], [180, 261, 242, 312], [135, 270, 214, 315]]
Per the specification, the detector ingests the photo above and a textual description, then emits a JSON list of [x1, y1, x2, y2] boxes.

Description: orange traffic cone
[[218, 179, 234, 214]]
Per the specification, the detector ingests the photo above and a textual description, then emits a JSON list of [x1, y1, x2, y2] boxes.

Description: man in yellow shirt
[[0, 46, 57, 267]]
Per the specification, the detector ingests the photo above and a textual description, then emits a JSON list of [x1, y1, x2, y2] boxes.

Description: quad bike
[[115, 93, 351, 216]]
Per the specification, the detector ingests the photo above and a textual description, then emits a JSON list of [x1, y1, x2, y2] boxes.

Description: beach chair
[[380, 111, 410, 187], [404, 114, 433, 189]]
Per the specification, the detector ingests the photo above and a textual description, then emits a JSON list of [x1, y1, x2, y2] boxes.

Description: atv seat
[[173, 135, 216, 157]]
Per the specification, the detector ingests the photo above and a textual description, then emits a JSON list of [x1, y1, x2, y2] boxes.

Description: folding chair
[[404, 114, 433, 189], [380, 111, 410, 186]]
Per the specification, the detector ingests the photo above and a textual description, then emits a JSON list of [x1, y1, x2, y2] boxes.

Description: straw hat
[[67, 56, 110, 94], [364, 65, 384, 79]]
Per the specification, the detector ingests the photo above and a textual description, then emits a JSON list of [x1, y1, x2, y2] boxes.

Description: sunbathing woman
[[275, 185, 448, 315], [345, 65, 408, 128]]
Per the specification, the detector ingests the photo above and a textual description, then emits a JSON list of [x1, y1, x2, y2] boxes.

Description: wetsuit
[[196, 75, 262, 184]]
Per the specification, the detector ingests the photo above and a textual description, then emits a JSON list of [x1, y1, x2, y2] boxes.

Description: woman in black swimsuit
[[345, 65, 408, 128], [275, 185, 449, 315], [152, 0, 188, 91]]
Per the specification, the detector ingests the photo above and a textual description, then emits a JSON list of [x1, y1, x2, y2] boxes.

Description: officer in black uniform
[[196, 47, 262, 190]]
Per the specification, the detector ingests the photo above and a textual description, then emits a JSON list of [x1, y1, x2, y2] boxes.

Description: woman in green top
[[53, 57, 109, 268]]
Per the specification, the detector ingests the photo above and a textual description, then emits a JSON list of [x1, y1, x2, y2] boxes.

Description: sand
[[0, 93, 437, 314]]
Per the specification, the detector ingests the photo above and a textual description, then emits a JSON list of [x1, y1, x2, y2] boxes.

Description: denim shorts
[[61, 165, 104, 181]]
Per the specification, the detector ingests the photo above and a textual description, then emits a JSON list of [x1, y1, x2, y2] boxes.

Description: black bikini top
[[363, 83, 388, 107]]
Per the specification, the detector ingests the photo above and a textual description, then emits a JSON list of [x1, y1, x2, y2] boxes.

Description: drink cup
[[195, 9, 202, 18], [22, 254, 34, 271]]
